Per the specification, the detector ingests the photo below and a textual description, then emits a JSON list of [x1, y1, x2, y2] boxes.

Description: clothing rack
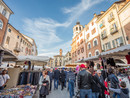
[[17, 71, 42, 86]]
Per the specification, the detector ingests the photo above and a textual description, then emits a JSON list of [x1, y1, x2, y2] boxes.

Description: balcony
[[108, 16, 115, 23], [99, 23, 105, 29], [14, 47, 20, 52], [110, 28, 118, 35], [101, 34, 107, 40]]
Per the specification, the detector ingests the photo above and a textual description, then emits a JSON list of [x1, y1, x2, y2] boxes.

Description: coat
[[60, 71, 66, 82], [39, 75, 50, 95], [54, 70, 60, 80]]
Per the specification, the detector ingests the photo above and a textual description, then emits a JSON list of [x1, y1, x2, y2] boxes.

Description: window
[[86, 26, 89, 31], [92, 28, 96, 35], [88, 52, 92, 57], [110, 22, 118, 33], [21, 38, 23, 42], [0, 19, 3, 29], [76, 27, 78, 31], [6, 36, 10, 44], [103, 45, 105, 51], [112, 40, 116, 48], [115, 37, 124, 47], [75, 51, 76, 56], [2, 9, 6, 17], [81, 47, 84, 53], [95, 50, 99, 56], [110, 12, 113, 18], [77, 37, 79, 40], [93, 38, 98, 46], [101, 30, 107, 39], [8, 28, 11, 32], [88, 42, 91, 50], [17, 36, 19, 39], [99, 20, 105, 29], [105, 42, 111, 50]]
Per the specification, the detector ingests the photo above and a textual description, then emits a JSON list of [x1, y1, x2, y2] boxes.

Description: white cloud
[[23, 0, 103, 57]]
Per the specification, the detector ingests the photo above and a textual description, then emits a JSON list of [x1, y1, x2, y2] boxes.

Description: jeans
[[113, 92, 120, 98], [80, 89, 92, 98], [50, 80, 52, 91], [92, 92, 99, 98], [68, 80, 74, 98], [54, 79, 59, 89]]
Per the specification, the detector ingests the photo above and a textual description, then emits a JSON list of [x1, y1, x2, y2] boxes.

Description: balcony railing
[[101, 34, 107, 40], [14, 47, 20, 52], [110, 28, 118, 35]]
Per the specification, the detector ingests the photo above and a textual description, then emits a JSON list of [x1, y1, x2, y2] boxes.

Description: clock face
[[0, 19, 3, 29]]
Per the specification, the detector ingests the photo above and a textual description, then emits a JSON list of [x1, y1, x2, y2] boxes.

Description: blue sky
[[4, 0, 117, 57]]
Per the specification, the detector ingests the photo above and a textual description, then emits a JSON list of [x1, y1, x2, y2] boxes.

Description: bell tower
[[59, 49, 62, 56]]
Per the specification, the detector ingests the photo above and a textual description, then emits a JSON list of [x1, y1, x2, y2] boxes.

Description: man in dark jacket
[[54, 68, 60, 90], [78, 64, 93, 98], [67, 68, 75, 98], [48, 68, 54, 92]]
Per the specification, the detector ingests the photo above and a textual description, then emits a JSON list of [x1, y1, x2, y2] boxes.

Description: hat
[[80, 64, 86, 68]]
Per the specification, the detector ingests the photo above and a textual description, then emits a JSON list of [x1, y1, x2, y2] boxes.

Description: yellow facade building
[[96, 0, 128, 52]]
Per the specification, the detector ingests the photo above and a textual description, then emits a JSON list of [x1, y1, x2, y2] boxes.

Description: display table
[[0, 85, 37, 98]]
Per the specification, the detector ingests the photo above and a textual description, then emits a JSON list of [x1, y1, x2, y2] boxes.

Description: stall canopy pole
[[0, 50, 4, 66]]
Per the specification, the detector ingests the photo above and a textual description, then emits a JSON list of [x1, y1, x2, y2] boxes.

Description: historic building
[[53, 49, 65, 67], [3, 24, 37, 56], [0, 0, 13, 45], [96, 0, 128, 52], [64, 51, 72, 66], [118, 0, 130, 44], [85, 14, 102, 58]]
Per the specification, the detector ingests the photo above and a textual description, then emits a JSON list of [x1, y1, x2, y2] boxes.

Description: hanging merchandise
[[125, 52, 130, 64]]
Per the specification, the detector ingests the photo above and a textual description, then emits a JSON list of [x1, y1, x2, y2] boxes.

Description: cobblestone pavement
[[47, 82, 78, 98]]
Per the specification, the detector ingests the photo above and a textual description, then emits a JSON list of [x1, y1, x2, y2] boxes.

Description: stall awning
[[16, 55, 49, 66], [101, 44, 130, 58], [0, 46, 17, 61], [84, 55, 99, 61]]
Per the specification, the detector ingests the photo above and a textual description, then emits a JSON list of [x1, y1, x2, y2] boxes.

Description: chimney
[[94, 13, 97, 17], [100, 11, 105, 14], [59, 49, 62, 56]]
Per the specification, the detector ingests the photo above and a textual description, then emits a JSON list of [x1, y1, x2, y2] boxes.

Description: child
[[109, 81, 129, 98]]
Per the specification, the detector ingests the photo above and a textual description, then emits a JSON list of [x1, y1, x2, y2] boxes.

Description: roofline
[[96, 0, 126, 22], [1, 0, 14, 14], [8, 23, 32, 45]]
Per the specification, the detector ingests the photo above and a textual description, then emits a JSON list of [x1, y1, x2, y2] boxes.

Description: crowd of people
[[0, 64, 129, 98], [38, 64, 129, 98]]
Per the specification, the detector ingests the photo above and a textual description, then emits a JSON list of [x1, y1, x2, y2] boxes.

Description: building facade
[[64, 51, 72, 66], [96, 1, 128, 52], [3, 24, 37, 56], [47, 58, 54, 67], [53, 49, 64, 67], [85, 14, 102, 58], [118, 0, 130, 44], [0, 0, 13, 45]]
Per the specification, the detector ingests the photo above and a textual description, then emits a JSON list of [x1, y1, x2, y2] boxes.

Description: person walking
[[60, 69, 66, 90], [93, 70, 107, 98], [67, 68, 75, 98], [78, 64, 93, 98], [64, 68, 68, 88], [48, 68, 54, 92], [39, 70, 50, 98], [107, 68, 120, 98], [54, 68, 60, 90]]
